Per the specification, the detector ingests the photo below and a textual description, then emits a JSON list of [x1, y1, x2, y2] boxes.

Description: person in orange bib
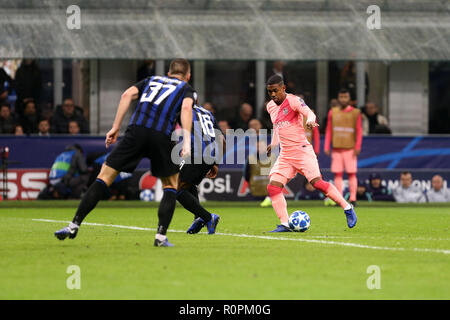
[[324, 88, 363, 206]]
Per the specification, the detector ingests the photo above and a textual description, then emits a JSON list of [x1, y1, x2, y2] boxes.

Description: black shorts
[[106, 125, 178, 178], [179, 161, 214, 186]]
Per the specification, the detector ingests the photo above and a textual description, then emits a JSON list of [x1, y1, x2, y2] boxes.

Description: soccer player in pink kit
[[265, 75, 357, 232]]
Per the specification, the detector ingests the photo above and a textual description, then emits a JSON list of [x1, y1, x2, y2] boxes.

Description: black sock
[[177, 189, 212, 222], [188, 185, 199, 202], [188, 184, 199, 218], [157, 188, 177, 235], [72, 179, 109, 225]]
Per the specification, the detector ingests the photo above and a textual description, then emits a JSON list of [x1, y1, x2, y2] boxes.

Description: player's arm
[[207, 123, 226, 179], [267, 128, 279, 156], [105, 86, 140, 148], [324, 109, 333, 156], [180, 97, 194, 157], [292, 97, 318, 129], [354, 113, 363, 156]]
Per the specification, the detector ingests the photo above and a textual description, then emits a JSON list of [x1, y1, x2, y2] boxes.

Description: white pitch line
[[33, 219, 450, 255]]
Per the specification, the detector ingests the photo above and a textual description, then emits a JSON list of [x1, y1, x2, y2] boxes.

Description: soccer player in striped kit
[[265, 75, 357, 232], [55, 59, 196, 247], [175, 104, 224, 234]]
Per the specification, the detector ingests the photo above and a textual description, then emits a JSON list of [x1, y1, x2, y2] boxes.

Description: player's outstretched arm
[[106, 86, 139, 148]]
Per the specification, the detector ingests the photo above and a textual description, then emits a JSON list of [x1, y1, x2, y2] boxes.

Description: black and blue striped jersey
[[130, 75, 197, 136], [188, 105, 223, 164]]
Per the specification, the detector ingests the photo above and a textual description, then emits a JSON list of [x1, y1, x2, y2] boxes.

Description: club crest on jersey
[[283, 107, 289, 115]]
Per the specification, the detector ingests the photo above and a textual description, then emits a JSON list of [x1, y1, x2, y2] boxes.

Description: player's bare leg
[[333, 172, 344, 194], [154, 174, 179, 247], [348, 173, 358, 204], [310, 176, 357, 228], [267, 175, 292, 232], [55, 164, 119, 240]]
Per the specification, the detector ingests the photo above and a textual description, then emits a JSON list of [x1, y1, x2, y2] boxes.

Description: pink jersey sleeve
[[355, 112, 363, 151], [324, 109, 333, 152], [288, 95, 315, 121]]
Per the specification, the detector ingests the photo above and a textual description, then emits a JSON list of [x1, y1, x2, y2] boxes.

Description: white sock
[[344, 204, 352, 211], [155, 233, 167, 241], [281, 222, 289, 228]]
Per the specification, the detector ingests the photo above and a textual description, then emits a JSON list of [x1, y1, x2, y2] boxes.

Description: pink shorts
[[269, 144, 321, 185], [331, 149, 357, 174]]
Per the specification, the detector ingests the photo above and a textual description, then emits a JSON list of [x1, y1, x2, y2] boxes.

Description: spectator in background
[[38, 119, 50, 136], [345, 179, 372, 202], [15, 125, 25, 136], [232, 102, 253, 130], [393, 171, 426, 203], [362, 102, 391, 135], [295, 180, 325, 201], [271, 61, 286, 80], [0, 103, 17, 134], [320, 98, 340, 134], [68, 120, 81, 135], [367, 173, 395, 201], [51, 98, 89, 134], [14, 59, 42, 116], [203, 102, 215, 114], [426, 175, 450, 202], [18, 99, 38, 134], [0, 66, 13, 105], [340, 61, 369, 104], [136, 60, 155, 82], [269, 61, 296, 93], [248, 118, 263, 135], [218, 120, 231, 134]]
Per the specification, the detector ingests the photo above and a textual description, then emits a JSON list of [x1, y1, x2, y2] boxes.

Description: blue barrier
[[2, 135, 450, 170]]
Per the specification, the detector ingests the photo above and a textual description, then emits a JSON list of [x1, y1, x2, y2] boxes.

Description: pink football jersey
[[266, 94, 316, 155]]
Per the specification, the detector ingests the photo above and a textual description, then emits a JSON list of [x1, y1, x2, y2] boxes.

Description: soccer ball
[[139, 189, 154, 201], [288, 210, 311, 232]]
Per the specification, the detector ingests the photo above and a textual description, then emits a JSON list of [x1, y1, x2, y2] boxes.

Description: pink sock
[[267, 185, 289, 224], [334, 173, 343, 195], [348, 173, 357, 202], [314, 179, 349, 210]]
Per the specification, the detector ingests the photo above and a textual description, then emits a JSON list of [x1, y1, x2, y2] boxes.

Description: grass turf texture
[[0, 201, 449, 299]]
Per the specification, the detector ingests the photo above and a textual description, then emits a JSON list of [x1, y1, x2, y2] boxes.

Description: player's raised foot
[[344, 205, 357, 228], [268, 224, 292, 233], [186, 217, 205, 234], [154, 238, 174, 247], [206, 214, 220, 235], [54, 223, 79, 240], [260, 196, 272, 207]]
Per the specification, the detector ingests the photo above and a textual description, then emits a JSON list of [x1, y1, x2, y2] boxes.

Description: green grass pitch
[[0, 200, 449, 300]]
